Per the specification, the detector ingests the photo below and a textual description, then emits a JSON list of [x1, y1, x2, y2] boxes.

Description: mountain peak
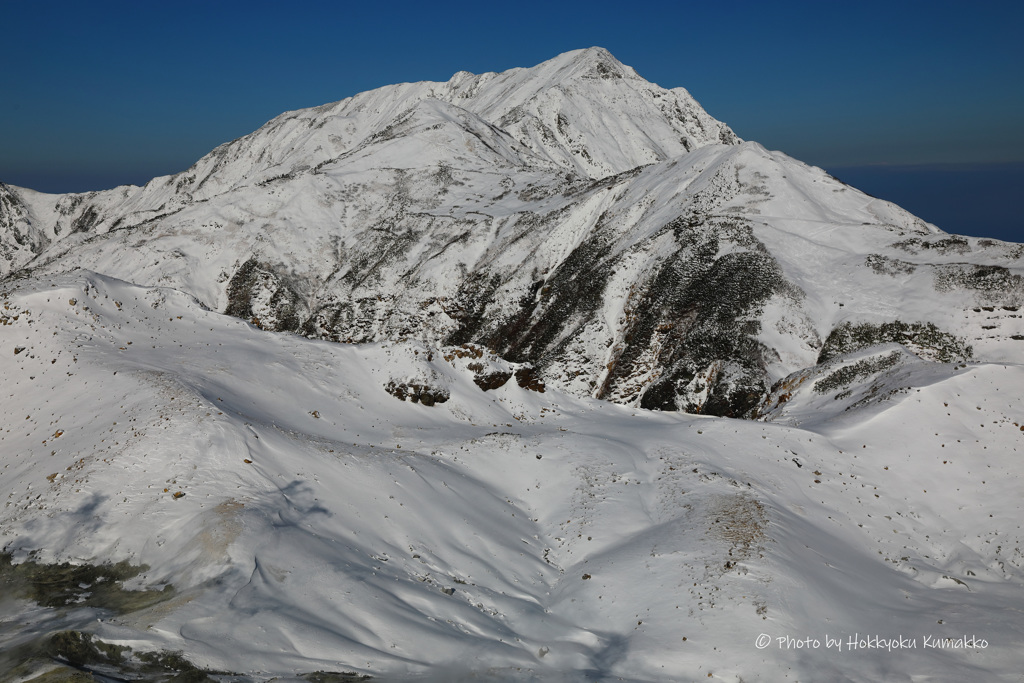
[[562, 46, 629, 73], [140, 47, 740, 197], [558, 45, 622, 64], [571, 46, 614, 58], [514, 46, 636, 85], [425, 47, 738, 178]]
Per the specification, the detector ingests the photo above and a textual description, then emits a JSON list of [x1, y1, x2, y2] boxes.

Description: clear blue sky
[[3, 0, 1022, 239]]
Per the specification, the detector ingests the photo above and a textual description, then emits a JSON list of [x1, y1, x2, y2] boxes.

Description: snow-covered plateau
[[1, 48, 1023, 682]]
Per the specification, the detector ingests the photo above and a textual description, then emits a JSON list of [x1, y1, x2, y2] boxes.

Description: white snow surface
[[1, 48, 1023, 681], [1, 272, 1022, 681]]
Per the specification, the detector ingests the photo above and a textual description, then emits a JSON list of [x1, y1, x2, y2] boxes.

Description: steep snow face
[[172, 46, 739, 191], [445, 46, 740, 177]]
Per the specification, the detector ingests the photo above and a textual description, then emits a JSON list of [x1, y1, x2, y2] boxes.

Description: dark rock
[[385, 381, 449, 406], [225, 257, 305, 332], [473, 370, 512, 391], [514, 367, 545, 392]]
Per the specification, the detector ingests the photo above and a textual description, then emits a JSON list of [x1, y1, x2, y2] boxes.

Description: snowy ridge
[[0, 47, 736, 258], [6, 136, 1022, 416]]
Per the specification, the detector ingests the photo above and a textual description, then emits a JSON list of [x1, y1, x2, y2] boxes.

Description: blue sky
[[2, 0, 1022, 239]]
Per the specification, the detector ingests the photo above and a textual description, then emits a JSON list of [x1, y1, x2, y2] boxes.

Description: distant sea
[[825, 162, 1024, 244]]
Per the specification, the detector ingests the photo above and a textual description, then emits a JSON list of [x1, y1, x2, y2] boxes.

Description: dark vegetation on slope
[[480, 233, 613, 365], [7, 630, 370, 683], [0, 184, 36, 269], [0, 551, 171, 611], [934, 263, 1024, 300], [813, 351, 904, 394], [818, 320, 972, 364], [447, 214, 792, 417], [0, 553, 370, 682], [221, 211, 796, 417], [605, 217, 789, 416]]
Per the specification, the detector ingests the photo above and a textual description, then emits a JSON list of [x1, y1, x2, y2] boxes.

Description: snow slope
[[2, 271, 1023, 682]]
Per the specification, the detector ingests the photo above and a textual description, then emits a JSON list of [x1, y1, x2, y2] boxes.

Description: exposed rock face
[[3, 48, 1023, 416], [0, 183, 42, 272], [225, 258, 305, 331]]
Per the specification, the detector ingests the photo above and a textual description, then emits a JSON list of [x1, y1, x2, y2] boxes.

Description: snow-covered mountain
[[2, 48, 1024, 682], [3, 48, 1021, 420], [3, 47, 1022, 418]]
